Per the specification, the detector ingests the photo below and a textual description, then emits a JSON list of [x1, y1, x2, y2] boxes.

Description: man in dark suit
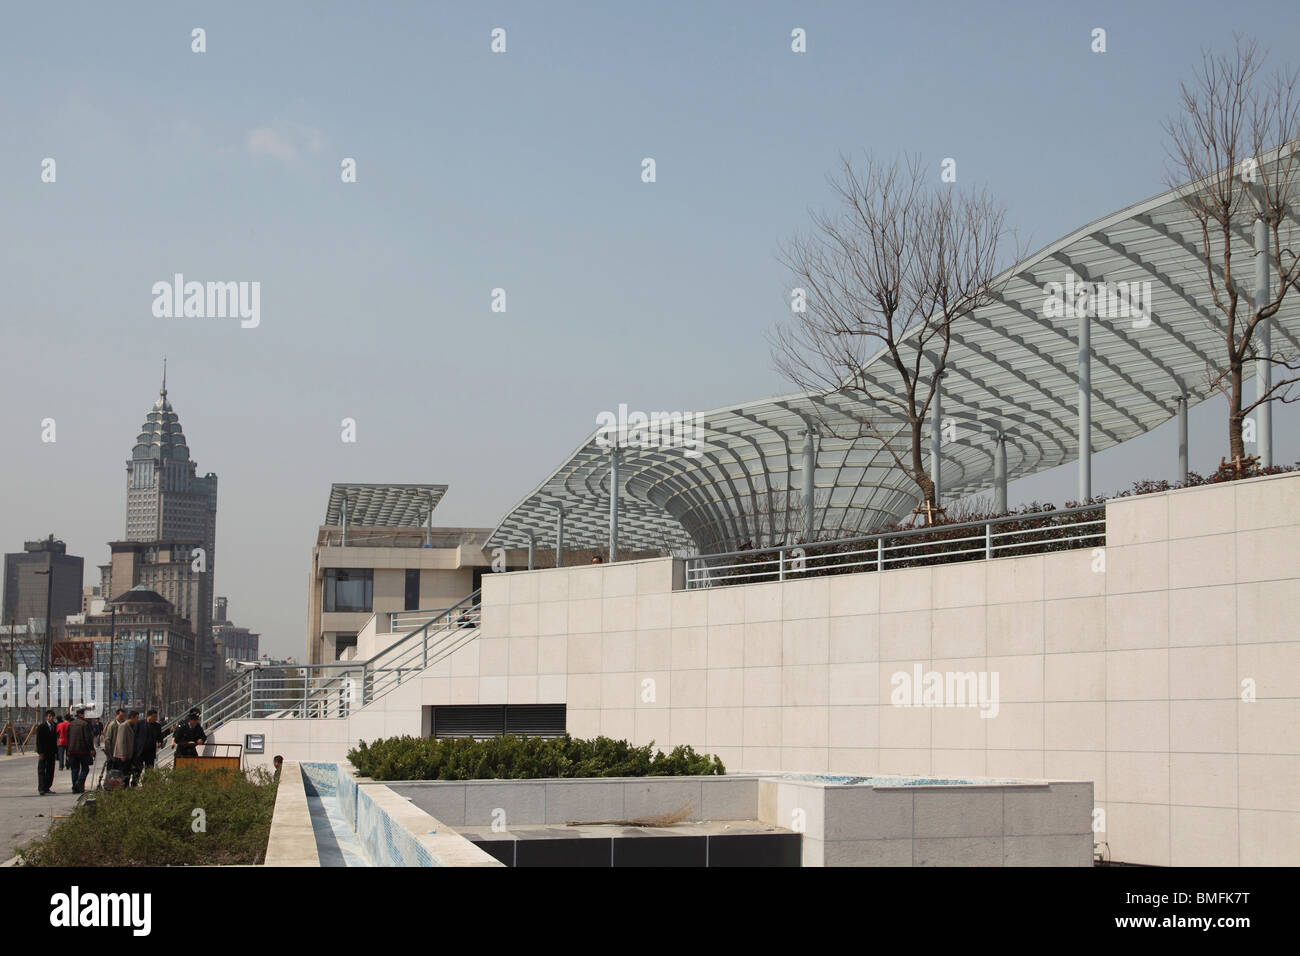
[[66, 708, 95, 794], [136, 710, 163, 769], [173, 713, 207, 757], [35, 710, 59, 795], [130, 710, 162, 785]]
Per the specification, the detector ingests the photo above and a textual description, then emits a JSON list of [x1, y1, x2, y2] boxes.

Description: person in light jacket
[[102, 708, 126, 769], [112, 711, 138, 774]]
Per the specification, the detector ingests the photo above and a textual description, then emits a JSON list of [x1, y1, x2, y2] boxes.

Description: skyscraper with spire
[[102, 364, 220, 693], [124, 363, 217, 546]]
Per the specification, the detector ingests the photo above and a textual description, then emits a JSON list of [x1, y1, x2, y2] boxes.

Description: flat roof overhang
[[325, 483, 448, 528]]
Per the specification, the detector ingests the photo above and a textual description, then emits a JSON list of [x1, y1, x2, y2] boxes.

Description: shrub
[[18, 765, 278, 867], [1113, 460, 1300, 497], [347, 734, 725, 781]]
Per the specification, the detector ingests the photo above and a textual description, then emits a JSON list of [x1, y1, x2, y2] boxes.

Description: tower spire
[[161, 357, 167, 399]]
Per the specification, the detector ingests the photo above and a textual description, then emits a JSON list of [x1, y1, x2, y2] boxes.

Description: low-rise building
[[65, 585, 199, 712], [305, 484, 524, 666]]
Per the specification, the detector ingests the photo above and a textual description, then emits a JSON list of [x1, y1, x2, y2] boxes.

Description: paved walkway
[[0, 754, 82, 861]]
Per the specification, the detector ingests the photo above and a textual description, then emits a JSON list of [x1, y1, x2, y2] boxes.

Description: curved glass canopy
[[488, 146, 1300, 556]]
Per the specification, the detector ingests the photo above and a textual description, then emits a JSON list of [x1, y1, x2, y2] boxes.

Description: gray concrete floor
[[0, 754, 83, 861]]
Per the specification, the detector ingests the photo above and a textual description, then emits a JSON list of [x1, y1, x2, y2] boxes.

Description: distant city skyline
[[3, 2, 1299, 655]]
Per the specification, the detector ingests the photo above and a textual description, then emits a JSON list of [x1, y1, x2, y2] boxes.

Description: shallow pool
[[301, 763, 371, 867]]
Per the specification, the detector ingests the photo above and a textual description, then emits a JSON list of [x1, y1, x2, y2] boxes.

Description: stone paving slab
[[0, 754, 82, 861]]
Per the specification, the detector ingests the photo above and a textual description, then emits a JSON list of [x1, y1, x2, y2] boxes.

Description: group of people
[[35, 706, 206, 795]]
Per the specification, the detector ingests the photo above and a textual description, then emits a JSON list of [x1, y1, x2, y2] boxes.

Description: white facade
[[216, 471, 1300, 866]]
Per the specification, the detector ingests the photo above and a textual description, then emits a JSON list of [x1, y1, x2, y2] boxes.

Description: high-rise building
[[2, 535, 84, 642], [109, 372, 219, 693], [212, 595, 260, 670]]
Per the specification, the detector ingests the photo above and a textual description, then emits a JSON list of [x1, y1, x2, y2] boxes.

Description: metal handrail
[[389, 603, 458, 631], [684, 506, 1105, 588], [698, 503, 1103, 563], [156, 590, 484, 732], [319, 530, 477, 549], [352, 590, 480, 675]]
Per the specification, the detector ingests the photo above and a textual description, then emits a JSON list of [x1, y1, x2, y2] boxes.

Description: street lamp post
[[145, 629, 153, 714], [34, 565, 55, 676], [107, 605, 117, 719], [5, 619, 13, 755]]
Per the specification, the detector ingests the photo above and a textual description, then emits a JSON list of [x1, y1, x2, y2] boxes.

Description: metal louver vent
[[432, 704, 566, 739]]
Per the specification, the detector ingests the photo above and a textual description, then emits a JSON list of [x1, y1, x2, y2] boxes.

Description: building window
[[323, 568, 373, 613], [404, 568, 420, 611], [334, 633, 358, 660]]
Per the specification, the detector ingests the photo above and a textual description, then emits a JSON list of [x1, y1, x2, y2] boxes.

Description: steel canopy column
[[993, 431, 1007, 514], [554, 506, 565, 569], [929, 375, 942, 505], [1255, 217, 1273, 467], [1078, 306, 1092, 501], [609, 446, 620, 562], [341, 495, 348, 547], [527, 533, 535, 571], [1176, 384, 1189, 484], [802, 426, 817, 542]]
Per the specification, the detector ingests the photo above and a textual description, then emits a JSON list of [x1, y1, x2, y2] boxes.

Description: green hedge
[[19, 765, 278, 866], [348, 734, 725, 780]]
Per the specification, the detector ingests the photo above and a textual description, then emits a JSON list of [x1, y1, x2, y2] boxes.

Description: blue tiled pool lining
[[301, 761, 368, 867], [302, 762, 436, 867]]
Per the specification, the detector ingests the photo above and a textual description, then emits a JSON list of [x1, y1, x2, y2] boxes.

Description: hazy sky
[[2, 1, 1298, 657]]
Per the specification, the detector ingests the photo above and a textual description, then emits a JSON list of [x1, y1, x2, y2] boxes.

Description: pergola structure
[[325, 483, 448, 546], [488, 146, 1300, 564]]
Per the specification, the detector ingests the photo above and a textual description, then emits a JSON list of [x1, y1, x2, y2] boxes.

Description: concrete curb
[[263, 761, 320, 867]]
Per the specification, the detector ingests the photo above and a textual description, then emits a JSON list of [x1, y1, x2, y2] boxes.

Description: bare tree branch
[[770, 155, 1009, 519], [1164, 36, 1300, 468]]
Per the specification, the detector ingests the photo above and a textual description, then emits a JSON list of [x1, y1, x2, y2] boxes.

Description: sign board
[[53, 641, 94, 666], [244, 733, 265, 754]]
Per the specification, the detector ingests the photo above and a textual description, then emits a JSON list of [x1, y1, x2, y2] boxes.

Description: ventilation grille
[[432, 704, 566, 739]]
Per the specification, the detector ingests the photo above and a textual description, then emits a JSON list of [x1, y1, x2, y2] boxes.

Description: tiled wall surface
[[758, 778, 1094, 867], [218, 471, 1300, 866], [389, 775, 760, 828], [387, 773, 1091, 867], [466, 472, 1300, 866]]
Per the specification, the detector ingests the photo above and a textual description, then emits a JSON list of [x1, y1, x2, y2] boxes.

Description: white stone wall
[[464, 471, 1300, 866], [758, 778, 1094, 867], [386, 774, 1093, 867], [222, 471, 1299, 866]]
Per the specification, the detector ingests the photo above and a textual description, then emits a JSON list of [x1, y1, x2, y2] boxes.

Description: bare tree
[[1164, 37, 1300, 471], [772, 155, 1008, 520]]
